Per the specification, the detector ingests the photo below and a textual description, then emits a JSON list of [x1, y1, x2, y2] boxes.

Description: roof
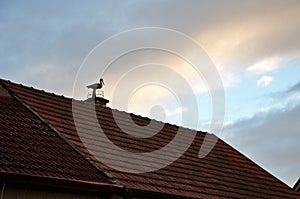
[[0, 81, 121, 192], [294, 178, 300, 193], [1, 78, 299, 198]]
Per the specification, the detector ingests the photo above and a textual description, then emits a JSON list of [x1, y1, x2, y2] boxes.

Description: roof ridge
[[107, 106, 208, 134], [0, 78, 208, 135], [0, 78, 72, 101]]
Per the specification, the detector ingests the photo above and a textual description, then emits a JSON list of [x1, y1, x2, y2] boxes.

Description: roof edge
[[0, 80, 118, 185], [293, 178, 300, 192], [0, 172, 123, 193], [128, 188, 197, 199]]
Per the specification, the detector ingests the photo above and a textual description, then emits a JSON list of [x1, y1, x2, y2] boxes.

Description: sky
[[1, 0, 300, 187]]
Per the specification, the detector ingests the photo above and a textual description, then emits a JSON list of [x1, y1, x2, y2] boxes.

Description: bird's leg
[[92, 88, 96, 100]]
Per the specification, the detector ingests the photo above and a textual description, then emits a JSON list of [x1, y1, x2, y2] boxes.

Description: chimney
[[95, 96, 109, 107], [85, 78, 109, 107], [85, 90, 109, 107]]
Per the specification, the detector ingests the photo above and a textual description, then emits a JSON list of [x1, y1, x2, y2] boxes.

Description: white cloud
[[166, 107, 186, 118], [197, 2, 300, 76], [247, 57, 283, 74], [257, 76, 274, 87], [216, 65, 241, 88], [223, 121, 233, 127], [258, 107, 270, 113]]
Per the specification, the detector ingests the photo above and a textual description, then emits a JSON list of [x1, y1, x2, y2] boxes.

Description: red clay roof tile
[[1, 78, 299, 198], [0, 86, 114, 187]]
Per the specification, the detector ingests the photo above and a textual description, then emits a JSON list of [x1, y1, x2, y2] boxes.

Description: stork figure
[[87, 78, 105, 99]]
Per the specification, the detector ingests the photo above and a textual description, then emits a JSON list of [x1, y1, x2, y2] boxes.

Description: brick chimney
[[95, 96, 109, 107]]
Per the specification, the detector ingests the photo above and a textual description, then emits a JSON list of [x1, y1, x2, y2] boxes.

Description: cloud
[[247, 57, 283, 74], [196, 0, 300, 76], [258, 107, 271, 113], [270, 80, 300, 100], [2, 0, 300, 95], [166, 107, 186, 118], [286, 81, 300, 94], [257, 76, 273, 87], [222, 101, 300, 186], [0, 0, 135, 95]]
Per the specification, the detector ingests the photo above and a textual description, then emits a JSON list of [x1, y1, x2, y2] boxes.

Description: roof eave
[[0, 172, 124, 194]]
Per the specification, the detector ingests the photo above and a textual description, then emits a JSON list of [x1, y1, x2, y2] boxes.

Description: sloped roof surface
[[0, 83, 113, 185], [1, 78, 299, 199]]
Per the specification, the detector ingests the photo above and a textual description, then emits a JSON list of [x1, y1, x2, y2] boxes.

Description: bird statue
[[87, 78, 105, 99], [87, 78, 105, 90]]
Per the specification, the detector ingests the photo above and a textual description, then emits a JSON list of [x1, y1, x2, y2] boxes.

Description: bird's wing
[[96, 84, 103, 89]]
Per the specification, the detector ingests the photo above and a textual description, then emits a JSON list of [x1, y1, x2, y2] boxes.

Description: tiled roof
[[1, 78, 299, 199], [0, 82, 118, 190]]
